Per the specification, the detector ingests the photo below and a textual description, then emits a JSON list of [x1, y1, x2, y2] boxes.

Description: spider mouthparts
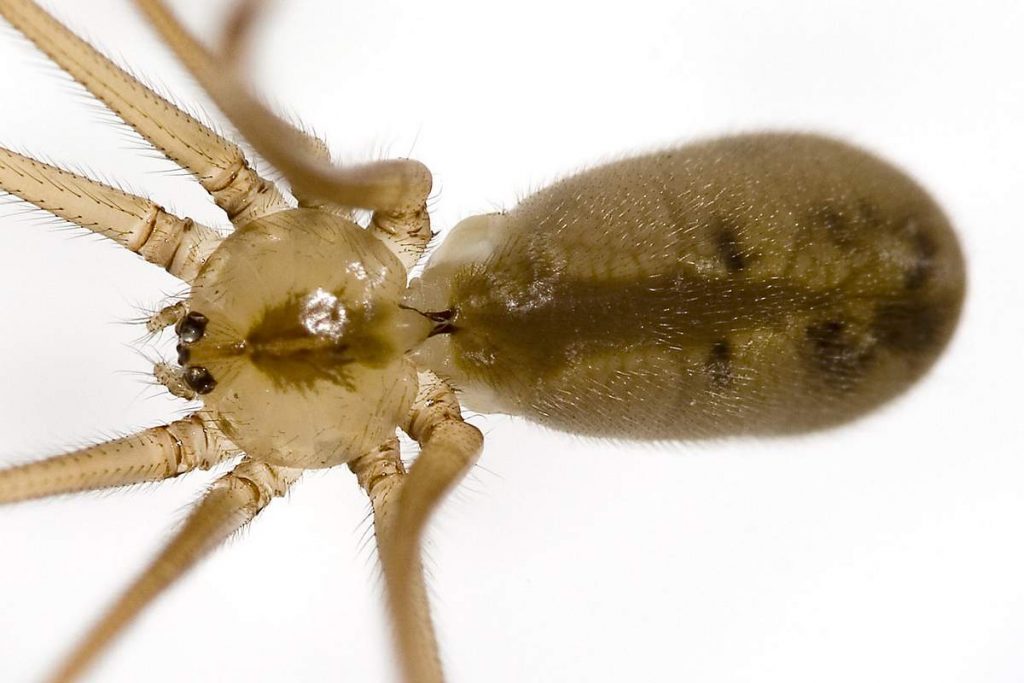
[[427, 320, 457, 337], [397, 304, 457, 337]]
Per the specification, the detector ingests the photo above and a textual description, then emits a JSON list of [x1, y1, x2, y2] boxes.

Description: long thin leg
[[0, 412, 236, 505], [218, 0, 435, 267], [134, 0, 432, 218], [368, 372, 484, 683], [46, 458, 302, 683], [348, 438, 441, 683], [0, 146, 220, 282], [284, 127, 351, 216], [0, 0, 288, 226]]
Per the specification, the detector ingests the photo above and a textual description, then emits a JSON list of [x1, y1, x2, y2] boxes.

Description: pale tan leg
[[361, 373, 484, 683], [218, 0, 433, 267], [0, 0, 288, 226], [370, 204, 433, 271], [46, 459, 301, 683], [134, 0, 433, 221], [0, 412, 236, 505], [0, 147, 220, 282], [286, 128, 353, 217], [349, 438, 442, 683]]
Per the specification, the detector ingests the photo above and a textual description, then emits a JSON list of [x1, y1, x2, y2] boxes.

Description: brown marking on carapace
[[184, 290, 403, 391]]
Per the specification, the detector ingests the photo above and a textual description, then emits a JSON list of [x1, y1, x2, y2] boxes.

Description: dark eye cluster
[[175, 311, 216, 394]]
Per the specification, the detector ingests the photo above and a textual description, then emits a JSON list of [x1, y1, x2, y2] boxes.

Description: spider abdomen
[[410, 133, 965, 439]]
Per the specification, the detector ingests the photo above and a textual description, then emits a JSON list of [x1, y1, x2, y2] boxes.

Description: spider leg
[[44, 457, 301, 683], [368, 204, 433, 272], [349, 438, 442, 683], [374, 371, 484, 683], [0, 146, 219, 282], [133, 0, 433, 266], [0, 412, 236, 505], [285, 127, 354, 217], [0, 0, 288, 227], [217, 0, 434, 267]]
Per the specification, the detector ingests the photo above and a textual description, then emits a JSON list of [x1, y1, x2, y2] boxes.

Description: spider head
[[179, 209, 428, 468]]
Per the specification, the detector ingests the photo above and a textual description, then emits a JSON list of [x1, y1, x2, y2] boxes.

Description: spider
[[0, 1, 1019, 683]]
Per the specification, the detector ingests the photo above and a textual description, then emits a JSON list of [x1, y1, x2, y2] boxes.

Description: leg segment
[[154, 361, 197, 400], [134, 0, 433, 218], [0, 0, 288, 226], [0, 147, 220, 282], [146, 301, 187, 334], [0, 412, 237, 505], [46, 459, 302, 683], [219, 0, 434, 267], [367, 373, 484, 683], [349, 439, 442, 683], [285, 128, 352, 217], [370, 205, 433, 272]]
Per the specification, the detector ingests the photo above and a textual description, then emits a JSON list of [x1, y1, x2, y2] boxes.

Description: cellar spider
[[0, 0, 1021, 682]]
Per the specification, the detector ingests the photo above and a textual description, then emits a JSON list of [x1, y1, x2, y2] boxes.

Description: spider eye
[[176, 311, 209, 343], [183, 366, 217, 394], [176, 343, 191, 365]]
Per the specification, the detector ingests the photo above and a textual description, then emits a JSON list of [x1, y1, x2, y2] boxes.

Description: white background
[[0, 0, 1022, 682]]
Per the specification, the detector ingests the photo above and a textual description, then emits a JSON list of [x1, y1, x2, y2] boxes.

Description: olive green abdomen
[[412, 133, 965, 439]]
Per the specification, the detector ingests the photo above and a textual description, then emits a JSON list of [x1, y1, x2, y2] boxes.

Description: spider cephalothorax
[[181, 208, 430, 468]]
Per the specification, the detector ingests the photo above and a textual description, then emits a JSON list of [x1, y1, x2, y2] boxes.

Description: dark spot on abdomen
[[805, 319, 875, 388], [814, 204, 854, 246], [872, 300, 942, 353], [857, 199, 886, 230], [903, 228, 938, 291], [713, 216, 747, 272], [705, 339, 733, 390]]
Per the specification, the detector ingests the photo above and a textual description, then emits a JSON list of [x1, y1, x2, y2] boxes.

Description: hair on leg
[[133, 0, 432, 218], [45, 458, 302, 683], [349, 438, 444, 683], [0, 146, 220, 282], [0, 412, 237, 505], [0, 0, 289, 226]]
